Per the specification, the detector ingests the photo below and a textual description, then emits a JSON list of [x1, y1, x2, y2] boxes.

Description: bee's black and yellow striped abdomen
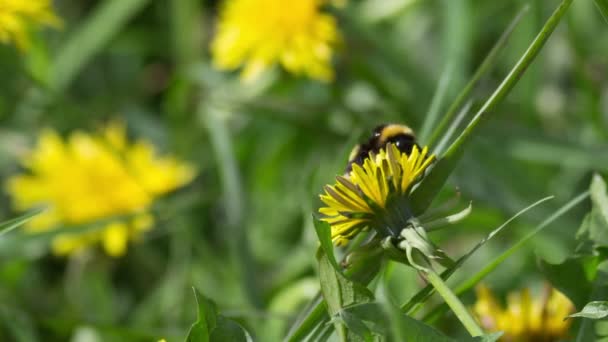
[[345, 124, 418, 174]]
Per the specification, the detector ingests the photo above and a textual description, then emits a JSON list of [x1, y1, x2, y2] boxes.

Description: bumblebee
[[345, 124, 418, 174]]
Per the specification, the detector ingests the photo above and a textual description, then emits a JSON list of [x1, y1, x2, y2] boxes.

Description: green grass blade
[[199, 104, 262, 309], [412, 0, 574, 215], [200, 106, 244, 228], [433, 100, 472, 156], [506, 138, 608, 170], [51, 0, 151, 91], [401, 196, 553, 315], [170, 0, 203, 67], [454, 190, 588, 294], [422, 191, 589, 323], [425, 5, 529, 148], [0, 209, 43, 238], [594, 0, 608, 23], [419, 64, 454, 143]]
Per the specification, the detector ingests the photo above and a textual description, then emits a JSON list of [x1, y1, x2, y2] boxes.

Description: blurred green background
[[0, 0, 606, 340]]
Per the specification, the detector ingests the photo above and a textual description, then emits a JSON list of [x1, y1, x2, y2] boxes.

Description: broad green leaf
[[210, 317, 252, 342], [314, 218, 339, 269], [318, 250, 374, 340], [186, 288, 251, 342], [539, 256, 596, 309], [576, 175, 608, 251], [591, 174, 608, 225], [186, 288, 216, 342], [319, 255, 374, 314], [0, 209, 43, 238], [340, 302, 388, 339], [390, 307, 456, 342], [345, 301, 502, 342], [344, 301, 456, 342], [569, 301, 608, 320], [286, 248, 384, 342], [315, 218, 380, 340], [594, 0, 608, 23], [472, 334, 504, 342]]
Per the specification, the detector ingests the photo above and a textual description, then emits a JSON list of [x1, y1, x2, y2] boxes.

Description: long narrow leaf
[[419, 64, 454, 142], [422, 191, 589, 323], [594, 0, 608, 23], [412, 0, 574, 215], [425, 5, 529, 148], [51, 0, 151, 91], [455, 191, 588, 294], [401, 196, 553, 314], [0, 209, 43, 238]]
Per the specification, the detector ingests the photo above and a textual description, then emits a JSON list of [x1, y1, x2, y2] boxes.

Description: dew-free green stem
[[424, 268, 483, 337]]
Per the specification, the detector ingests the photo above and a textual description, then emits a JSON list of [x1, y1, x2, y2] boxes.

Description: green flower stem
[[424, 268, 484, 337]]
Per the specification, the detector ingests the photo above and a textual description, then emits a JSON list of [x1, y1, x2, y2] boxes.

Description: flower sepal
[[381, 220, 454, 272]]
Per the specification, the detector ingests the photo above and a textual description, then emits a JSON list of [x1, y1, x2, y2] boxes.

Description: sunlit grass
[[0, 0, 607, 341]]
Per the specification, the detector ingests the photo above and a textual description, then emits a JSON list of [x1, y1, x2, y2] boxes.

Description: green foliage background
[[0, 0, 607, 341]]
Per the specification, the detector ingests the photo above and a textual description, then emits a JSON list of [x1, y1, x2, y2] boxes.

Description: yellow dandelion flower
[[5, 122, 196, 257], [473, 284, 575, 342], [211, 0, 340, 82], [319, 144, 435, 246], [0, 0, 61, 51]]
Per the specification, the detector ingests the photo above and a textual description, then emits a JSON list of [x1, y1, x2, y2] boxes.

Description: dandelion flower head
[[473, 284, 574, 342], [0, 0, 61, 51], [319, 144, 435, 246], [5, 122, 196, 257], [211, 0, 340, 82]]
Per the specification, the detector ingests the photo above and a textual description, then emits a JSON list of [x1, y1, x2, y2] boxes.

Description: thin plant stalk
[[424, 268, 484, 336]]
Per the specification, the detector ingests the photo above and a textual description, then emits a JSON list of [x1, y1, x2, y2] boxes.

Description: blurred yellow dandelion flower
[[0, 0, 61, 51], [211, 0, 340, 82], [5, 122, 196, 257], [473, 284, 574, 342], [319, 144, 435, 246]]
